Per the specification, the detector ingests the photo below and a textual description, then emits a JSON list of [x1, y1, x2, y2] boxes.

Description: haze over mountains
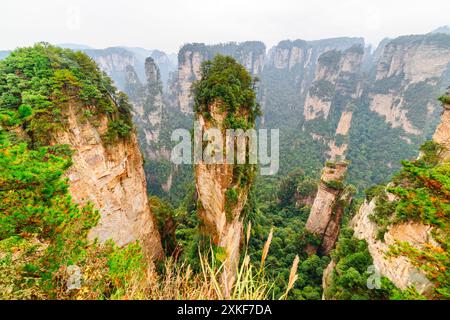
[[2, 27, 449, 196], [26, 27, 446, 200], [1, 21, 449, 300]]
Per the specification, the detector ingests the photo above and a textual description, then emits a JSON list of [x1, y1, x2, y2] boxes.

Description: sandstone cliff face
[[195, 102, 253, 296], [53, 102, 163, 260], [267, 38, 364, 71], [368, 34, 450, 135], [304, 46, 363, 120], [124, 58, 169, 160], [302, 45, 364, 161], [350, 200, 433, 294], [346, 98, 450, 295], [305, 162, 351, 254], [264, 38, 364, 107], [84, 48, 141, 90], [85, 47, 175, 93], [433, 97, 450, 159]]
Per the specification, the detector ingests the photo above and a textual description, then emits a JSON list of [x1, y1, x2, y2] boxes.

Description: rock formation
[[172, 42, 266, 113], [52, 100, 164, 260], [350, 200, 434, 294], [305, 162, 352, 254], [302, 45, 364, 160], [346, 94, 450, 296], [84, 47, 141, 90], [266, 37, 364, 72], [124, 58, 168, 160], [195, 102, 256, 297], [84, 47, 176, 93], [433, 93, 450, 158], [367, 34, 450, 135], [193, 56, 258, 297]]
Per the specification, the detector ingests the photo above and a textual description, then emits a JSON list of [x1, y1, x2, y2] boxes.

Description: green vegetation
[[324, 228, 396, 300], [248, 170, 341, 299], [192, 55, 259, 228], [364, 140, 449, 299], [438, 94, 450, 105], [387, 143, 449, 299], [0, 43, 133, 147], [192, 55, 261, 129], [318, 50, 342, 69], [323, 179, 345, 191], [0, 45, 143, 299], [225, 188, 239, 222], [404, 80, 439, 129], [309, 80, 335, 101], [0, 138, 148, 299]]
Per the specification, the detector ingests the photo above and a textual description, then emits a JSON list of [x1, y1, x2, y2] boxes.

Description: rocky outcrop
[[195, 102, 255, 297], [266, 37, 364, 71], [173, 42, 266, 113], [305, 162, 351, 254], [148, 49, 177, 90], [264, 37, 364, 113], [124, 58, 169, 160], [84, 47, 141, 90], [304, 45, 364, 121], [53, 101, 163, 260], [367, 34, 450, 135], [433, 95, 450, 159], [347, 97, 450, 295], [350, 200, 434, 294], [302, 45, 364, 161], [261, 33, 450, 195], [85, 47, 175, 92]]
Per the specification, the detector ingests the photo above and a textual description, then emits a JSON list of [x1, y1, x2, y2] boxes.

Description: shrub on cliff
[[0, 45, 144, 299], [192, 54, 261, 129], [0, 43, 133, 146]]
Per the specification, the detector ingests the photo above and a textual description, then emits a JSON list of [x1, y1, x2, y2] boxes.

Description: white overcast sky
[[2, 0, 449, 53]]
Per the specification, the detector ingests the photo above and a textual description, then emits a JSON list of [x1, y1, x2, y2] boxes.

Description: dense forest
[[0, 41, 449, 300]]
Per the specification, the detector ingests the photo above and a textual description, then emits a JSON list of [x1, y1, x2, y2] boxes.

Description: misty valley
[[0, 21, 449, 301]]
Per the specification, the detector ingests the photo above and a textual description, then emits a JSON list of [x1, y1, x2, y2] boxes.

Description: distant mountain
[[430, 25, 450, 35], [57, 43, 93, 50], [0, 51, 10, 60], [120, 46, 153, 60]]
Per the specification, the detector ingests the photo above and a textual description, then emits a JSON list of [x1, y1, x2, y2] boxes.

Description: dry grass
[[3, 226, 299, 300], [110, 225, 299, 300], [145, 225, 298, 300]]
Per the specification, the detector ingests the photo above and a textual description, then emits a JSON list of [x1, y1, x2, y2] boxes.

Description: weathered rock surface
[[195, 102, 253, 296], [350, 200, 434, 294], [347, 99, 449, 295], [302, 45, 364, 160], [368, 34, 450, 135], [125, 58, 169, 160], [53, 102, 163, 260], [433, 96, 450, 159], [305, 162, 350, 254]]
